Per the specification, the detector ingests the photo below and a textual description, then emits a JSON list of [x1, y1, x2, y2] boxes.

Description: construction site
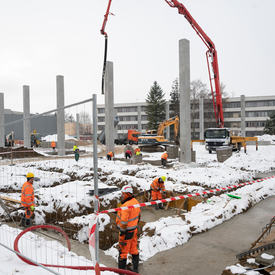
[[0, 0, 274, 275]]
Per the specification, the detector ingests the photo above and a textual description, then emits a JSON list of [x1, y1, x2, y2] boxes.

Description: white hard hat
[[121, 185, 133, 194]]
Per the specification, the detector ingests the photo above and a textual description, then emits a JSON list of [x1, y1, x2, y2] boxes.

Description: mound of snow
[[42, 134, 77, 142]]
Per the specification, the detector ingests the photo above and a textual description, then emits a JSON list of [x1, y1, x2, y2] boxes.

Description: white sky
[[0, 0, 274, 113]]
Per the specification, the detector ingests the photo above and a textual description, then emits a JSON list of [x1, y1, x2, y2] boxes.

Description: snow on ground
[[42, 134, 77, 142], [1, 144, 275, 266], [0, 165, 70, 191], [257, 134, 275, 144], [0, 224, 115, 275], [226, 264, 260, 274]]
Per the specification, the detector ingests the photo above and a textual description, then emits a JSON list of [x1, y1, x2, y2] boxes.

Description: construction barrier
[[99, 175, 275, 214]]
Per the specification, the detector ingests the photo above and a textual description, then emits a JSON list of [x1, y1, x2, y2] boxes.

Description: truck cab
[[204, 128, 231, 153]]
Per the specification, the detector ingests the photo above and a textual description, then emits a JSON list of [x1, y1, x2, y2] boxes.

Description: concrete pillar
[[199, 96, 204, 140], [56, 75, 65, 156], [165, 101, 170, 140], [241, 95, 246, 137], [179, 39, 191, 163], [137, 106, 142, 132], [76, 113, 80, 140], [23, 85, 31, 148], [0, 93, 4, 147], [105, 61, 115, 153]]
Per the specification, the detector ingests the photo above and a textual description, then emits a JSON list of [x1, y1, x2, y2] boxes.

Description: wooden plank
[[0, 195, 21, 204]]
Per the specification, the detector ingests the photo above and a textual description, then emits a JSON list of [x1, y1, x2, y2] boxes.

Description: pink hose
[[14, 225, 139, 275]]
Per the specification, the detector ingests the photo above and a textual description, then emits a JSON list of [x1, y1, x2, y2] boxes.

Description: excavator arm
[[157, 116, 179, 138]]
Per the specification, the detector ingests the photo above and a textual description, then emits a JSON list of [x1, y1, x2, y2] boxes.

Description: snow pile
[[226, 264, 260, 274], [42, 134, 77, 142], [256, 134, 275, 144]]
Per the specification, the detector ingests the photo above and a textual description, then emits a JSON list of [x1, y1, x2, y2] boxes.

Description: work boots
[[132, 254, 139, 273], [118, 258, 127, 270]]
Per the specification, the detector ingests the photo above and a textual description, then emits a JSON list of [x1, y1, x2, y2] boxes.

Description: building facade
[[97, 95, 275, 139], [4, 109, 57, 140]]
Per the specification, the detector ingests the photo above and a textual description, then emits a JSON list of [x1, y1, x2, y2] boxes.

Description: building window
[[246, 121, 266, 127], [141, 115, 147, 121], [246, 111, 273, 117], [224, 112, 240, 118], [98, 108, 105, 114], [118, 116, 138, 121], [246, 100, 275, 107], [116, 106, 138, 113], [223, 102, 241, 108], [98, 117, 105, 122]]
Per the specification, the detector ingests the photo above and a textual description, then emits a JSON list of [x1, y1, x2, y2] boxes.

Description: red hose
[[14, 225, 139, 275]]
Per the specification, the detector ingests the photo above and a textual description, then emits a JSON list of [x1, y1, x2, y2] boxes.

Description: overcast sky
[[0, 0, 274, 114]]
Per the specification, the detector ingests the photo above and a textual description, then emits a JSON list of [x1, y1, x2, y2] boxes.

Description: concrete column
[[165, 101, 170, 140], [137, 106, 142, 132], [179, 39, 191, 163], [76, 113, 80, 140], [23, 85, 31, 148], [56, 75, 65, 156], [0, 93, 4, 147], [199, 96, 204, 140], [241, 95, 246, 137], [105, 61, 115, 153]]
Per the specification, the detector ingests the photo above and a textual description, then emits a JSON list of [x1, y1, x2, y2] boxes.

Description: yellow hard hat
[[161, 176, 166, 182], [26, 172, 34, 179]]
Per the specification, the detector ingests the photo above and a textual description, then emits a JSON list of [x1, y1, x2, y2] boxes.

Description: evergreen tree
[[264, 112, 275, 135], [145, 81, 166, 130], [169, 78, 180, 117]]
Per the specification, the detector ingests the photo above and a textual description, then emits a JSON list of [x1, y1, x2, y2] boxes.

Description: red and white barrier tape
[[99, 175, 275, 214]]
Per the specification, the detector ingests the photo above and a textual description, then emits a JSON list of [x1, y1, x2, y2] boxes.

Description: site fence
[[0, 97, 105, 274]]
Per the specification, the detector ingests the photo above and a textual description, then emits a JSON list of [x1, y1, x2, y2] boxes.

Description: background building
[[97, 95, 275, 139], [4, 109, 57, 140]]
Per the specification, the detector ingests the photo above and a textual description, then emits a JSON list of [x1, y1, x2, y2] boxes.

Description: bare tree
[[79, 111, 92, 135]]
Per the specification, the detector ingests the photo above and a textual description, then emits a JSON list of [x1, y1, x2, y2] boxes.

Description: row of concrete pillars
[[0, 75, 78, 156]]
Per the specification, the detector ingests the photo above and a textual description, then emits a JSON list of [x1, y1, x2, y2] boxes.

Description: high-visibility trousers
[[151, 190, 162, 201], [118, 229, 138, 259], [24, 207, 34, 219]]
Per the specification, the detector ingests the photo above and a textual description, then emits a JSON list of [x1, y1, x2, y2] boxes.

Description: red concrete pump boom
[[100, 0, 224, 127]]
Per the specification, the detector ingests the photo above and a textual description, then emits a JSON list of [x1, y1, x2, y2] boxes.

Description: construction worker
[[150, 176, 166, 209], [116, 185, 140, 273], [51, 141, 56, 151], [134, 147, 141, 156], [20, 172, 35, 227], [125, 149, 132, 159], [161, 151, 168, 166], [73, 145, 80, 161], [107, 151, 114, 160]]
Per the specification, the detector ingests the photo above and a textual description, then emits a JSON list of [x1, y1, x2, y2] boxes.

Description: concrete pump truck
[[100, 0, 257, 153]]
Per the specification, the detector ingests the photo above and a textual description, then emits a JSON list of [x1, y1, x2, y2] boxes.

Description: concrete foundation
[[216, 147, 232, 162], [130, 154, 143, 165], [167, 146, 179, 159]]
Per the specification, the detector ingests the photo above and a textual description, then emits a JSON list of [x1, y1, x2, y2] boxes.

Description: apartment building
[[97, 95, 275, 139]]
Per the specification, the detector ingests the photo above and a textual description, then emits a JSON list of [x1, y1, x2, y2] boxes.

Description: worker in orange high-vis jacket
[[20, 172, 35, 227], [51, 141, 56, 151], [116, 185, 140, 273], [150, 176, 166, 209], [107, 151, 114, 160], [161, 151, 168, 166]]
